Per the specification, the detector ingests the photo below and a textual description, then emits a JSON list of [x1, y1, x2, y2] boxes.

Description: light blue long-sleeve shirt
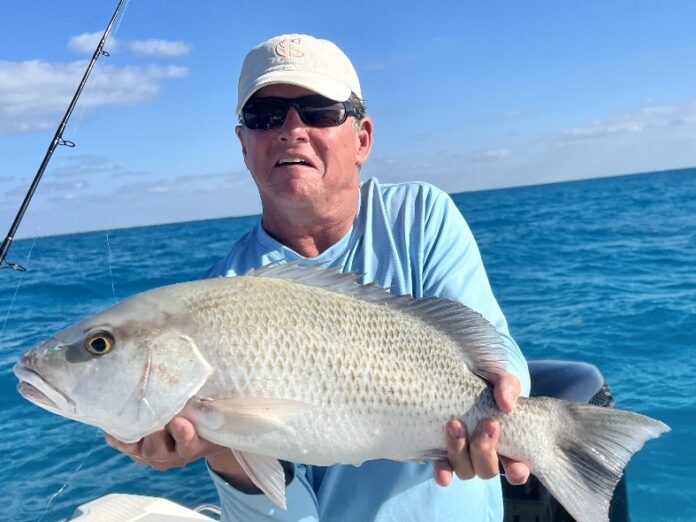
[[204, 178, 530, 522]]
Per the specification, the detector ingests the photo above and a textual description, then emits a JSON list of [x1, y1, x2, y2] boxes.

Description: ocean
[[1, 168, 693, 521]]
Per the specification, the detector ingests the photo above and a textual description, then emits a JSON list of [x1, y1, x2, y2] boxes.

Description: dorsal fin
[[247, 262, 507, 381]]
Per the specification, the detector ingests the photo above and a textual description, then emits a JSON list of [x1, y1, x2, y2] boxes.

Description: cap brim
[[236, 70, 352, 114]]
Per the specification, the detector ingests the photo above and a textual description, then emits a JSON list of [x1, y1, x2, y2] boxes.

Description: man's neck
[[261, 190, 359, 258]]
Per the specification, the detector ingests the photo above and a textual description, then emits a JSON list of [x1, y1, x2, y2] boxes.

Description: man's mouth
[[276, 157, 312, 167]]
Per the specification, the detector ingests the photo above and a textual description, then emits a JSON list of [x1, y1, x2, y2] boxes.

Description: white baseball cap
[[236, 34, 362, 114]]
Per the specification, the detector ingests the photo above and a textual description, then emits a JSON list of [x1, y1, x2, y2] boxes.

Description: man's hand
[[104, 417, 226, 471], [433, 371, 531, 487], [105, 417, 258, 491]]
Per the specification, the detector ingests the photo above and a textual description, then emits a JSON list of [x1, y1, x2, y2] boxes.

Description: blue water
[[1, 168, 694, 521]]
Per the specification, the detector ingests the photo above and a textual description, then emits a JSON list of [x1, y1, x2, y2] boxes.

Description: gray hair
[[350, 92, 366, 131], [350, 92, 366, 119]]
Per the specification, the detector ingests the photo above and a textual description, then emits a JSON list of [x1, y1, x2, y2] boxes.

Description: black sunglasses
[[240, 95, 360, 130]]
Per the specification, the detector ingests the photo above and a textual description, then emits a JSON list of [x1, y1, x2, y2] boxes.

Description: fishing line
[[0, 245, 34, 342], [85, 0, 132, 305], [110, 0, 132, 44], [68, 0, 131, 133], [35, 429, 101, 522], [106, 231, 119, 303]]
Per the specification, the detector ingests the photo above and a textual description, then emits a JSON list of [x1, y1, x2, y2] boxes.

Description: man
[[109, 34, 531, 521]]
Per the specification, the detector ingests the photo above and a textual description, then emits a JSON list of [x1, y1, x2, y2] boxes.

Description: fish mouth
[[14, 363, 75, 414]]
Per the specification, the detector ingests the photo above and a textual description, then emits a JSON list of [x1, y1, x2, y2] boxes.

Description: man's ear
[[355, 116, 373, 167], [235, 125, 248, 162]]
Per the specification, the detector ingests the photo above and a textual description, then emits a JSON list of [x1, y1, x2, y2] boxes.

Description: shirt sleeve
[[422, 190, 531, 396], [208, 462, 320, 522]]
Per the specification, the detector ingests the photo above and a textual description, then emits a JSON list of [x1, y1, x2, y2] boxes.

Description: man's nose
[[278, 108, 309, 141]]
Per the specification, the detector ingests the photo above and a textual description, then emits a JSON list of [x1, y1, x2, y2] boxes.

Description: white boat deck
[[68, 493, 219, 521]]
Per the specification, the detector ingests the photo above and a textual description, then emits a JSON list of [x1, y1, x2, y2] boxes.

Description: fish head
[[14, 288, 213, 443]]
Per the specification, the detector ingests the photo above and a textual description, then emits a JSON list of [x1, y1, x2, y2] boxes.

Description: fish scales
[[183, 276, 480, 463]]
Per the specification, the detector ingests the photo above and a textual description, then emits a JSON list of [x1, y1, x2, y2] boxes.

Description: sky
[[1, 0, 695, 239]]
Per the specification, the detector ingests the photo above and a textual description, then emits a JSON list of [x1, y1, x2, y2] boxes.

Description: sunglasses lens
[[300, 102, 347, 127], [242, 96, 349, 129], [242, 99, 289, 130]]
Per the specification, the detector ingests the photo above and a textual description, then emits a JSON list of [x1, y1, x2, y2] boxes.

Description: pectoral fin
[[233, 450, 288, 509], [193, 396, 314, 436]]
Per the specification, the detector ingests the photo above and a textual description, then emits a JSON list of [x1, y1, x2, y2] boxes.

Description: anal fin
[[233, 450, 288, 509], [404, 448, 448, 462]]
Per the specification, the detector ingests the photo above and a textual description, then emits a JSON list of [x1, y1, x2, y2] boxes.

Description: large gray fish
[[14, 264, 668, 521]]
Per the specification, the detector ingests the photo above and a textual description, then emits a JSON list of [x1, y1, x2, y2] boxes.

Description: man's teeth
[[278, 158, 307, 165]]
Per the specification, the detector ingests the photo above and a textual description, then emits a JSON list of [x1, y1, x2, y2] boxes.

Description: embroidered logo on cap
[[275, 38, 304, 60]]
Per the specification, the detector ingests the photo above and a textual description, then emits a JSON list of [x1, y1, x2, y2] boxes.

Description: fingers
[[468, 418, 500, 480], [501, 456, 530, 485], [489, 372, 529, 485], [140, 429, 182, 470], [104, 417, 216, 471], [105, 432, 152, 466], [491, 371, 522, 414], [168, 416, 201, 461], [104, 433, 138, 455], [435, 418, 504, 486], [433, 420, 466, 486], [169, 416, 223, 462], [433, 458, 454, 487], [445, 419, 474, 481], [434, 373, 527, 488]]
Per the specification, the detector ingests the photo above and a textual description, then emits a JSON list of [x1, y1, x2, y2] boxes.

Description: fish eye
[[84, 331, 114, 356]]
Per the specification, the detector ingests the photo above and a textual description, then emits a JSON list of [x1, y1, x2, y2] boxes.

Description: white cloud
[[371, 155, 399, 166], [0, 60, 189, 134], [562, 119, 644, 140], [471, 148, 511, 161], [113, 172, 250, 200], [560, 100, 696, 144], [49, 155, 131, 177], [68, 32, 191, 58], [148, 184, 170, 193], [2, 168, 261, 237], [5, 179, 87, 197], [129, 39, 192, 57], [68, 32, 118, 54], [361, 62, 387, 72]]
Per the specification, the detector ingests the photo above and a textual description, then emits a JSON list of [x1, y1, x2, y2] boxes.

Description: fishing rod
[[0, 0, 127, 272]]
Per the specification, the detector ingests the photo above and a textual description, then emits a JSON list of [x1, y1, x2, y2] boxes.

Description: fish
[[14, 263, 668, 522]]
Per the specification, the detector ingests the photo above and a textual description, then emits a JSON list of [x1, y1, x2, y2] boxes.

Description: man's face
[[236, 84, 372, 211]]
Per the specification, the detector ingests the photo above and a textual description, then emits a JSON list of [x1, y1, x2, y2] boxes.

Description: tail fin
[[534, 401, 669, 522]]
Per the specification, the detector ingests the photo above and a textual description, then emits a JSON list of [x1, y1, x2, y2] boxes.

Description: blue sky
[[1, 0, 695, 238]]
